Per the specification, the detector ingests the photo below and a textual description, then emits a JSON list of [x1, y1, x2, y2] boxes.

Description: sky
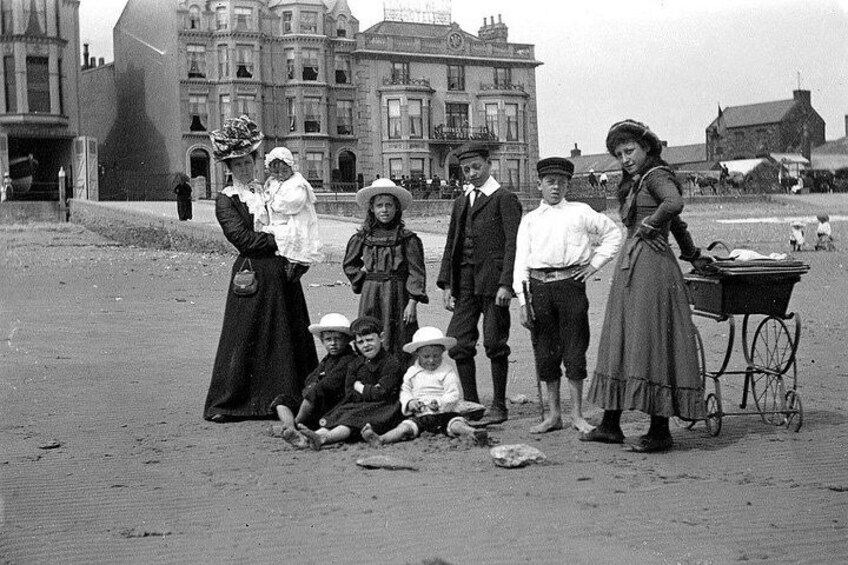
[[78, 0, 848, 156]]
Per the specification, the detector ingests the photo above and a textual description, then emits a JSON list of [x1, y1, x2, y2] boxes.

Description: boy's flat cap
[[537, 157, 574, 178], [455, 142, 491, 161]]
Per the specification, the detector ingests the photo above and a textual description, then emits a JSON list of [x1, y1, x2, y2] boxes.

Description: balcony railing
[[432, 125, 497, 141], [382, 76, 431, 87], [480, 82, 525, 92]]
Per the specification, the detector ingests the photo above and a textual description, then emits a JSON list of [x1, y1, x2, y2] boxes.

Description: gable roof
[[570, 143, 706, 175], [661, 143, 706, 165], [708, 99, 797, 130], [812, 137, 848, 156]]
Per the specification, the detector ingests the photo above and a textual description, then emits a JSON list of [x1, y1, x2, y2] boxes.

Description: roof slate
[[708, 99, 797, 129], [362, 21, 458, 38]]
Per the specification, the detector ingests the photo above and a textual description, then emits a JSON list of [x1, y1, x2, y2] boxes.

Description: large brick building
[[80, 0, 541, 200], [705, 90, 825, 161], [0, 0, 89, 200]]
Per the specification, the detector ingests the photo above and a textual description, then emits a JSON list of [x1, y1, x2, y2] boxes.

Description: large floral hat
[[210, 115, 264, 162]]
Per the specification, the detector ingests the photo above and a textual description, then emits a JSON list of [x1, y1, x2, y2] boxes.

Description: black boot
[[484, 357, 509, 424], [629, 415, 673, 453], [579, 410, 624, 443], [455, 358, 479, 404]]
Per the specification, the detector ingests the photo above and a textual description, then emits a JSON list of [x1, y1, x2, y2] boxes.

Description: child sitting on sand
[[271, 313, 358, 447], [292, 316, 404, 451], [361, 327, 488, 447]]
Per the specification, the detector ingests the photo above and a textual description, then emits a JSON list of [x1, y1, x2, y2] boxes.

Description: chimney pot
[[90, 57, 96, 68], [498, 14, 502, 23], [98, 57, 105, 66]]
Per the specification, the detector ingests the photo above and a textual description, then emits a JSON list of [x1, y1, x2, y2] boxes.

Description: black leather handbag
[[232, 259, 257, 297]]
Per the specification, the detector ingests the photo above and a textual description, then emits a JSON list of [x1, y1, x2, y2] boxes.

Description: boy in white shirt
[[361, 327, 488, 446], [514, 157, 623, 434]]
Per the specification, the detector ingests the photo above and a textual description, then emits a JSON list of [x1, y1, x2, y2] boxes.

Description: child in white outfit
[[361, 327, 488, 447], [789, 221, 805, 252], [262, 147, 324, 277]]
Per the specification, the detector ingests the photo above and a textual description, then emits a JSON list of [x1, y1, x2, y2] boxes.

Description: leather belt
[[529, 265, 583, 283]]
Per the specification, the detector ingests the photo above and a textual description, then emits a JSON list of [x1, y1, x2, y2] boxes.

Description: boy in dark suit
[[437, 143, 522, 424]]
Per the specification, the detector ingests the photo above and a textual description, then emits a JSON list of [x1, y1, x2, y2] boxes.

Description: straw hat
[[402, 326, 457, 354], [209, 115, 264, 162], [308, 313, 353, 336], [355, 178, 413, 211]]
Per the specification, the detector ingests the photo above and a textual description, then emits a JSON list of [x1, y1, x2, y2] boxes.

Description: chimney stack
[[98, 57, 105, 67], [82, 43, 89, 69], [570, 143, 582, 158], [793, 89, 811, 106]]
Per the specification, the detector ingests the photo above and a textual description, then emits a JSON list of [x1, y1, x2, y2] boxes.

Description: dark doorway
[[338, 150, 356, 183], [190, 148, 211, 198]]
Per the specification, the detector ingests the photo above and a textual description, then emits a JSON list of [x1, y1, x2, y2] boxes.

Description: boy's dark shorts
[[404, 413, 467, 437]]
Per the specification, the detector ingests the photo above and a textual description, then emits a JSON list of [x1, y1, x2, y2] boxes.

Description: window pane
[[445, 103, 468, 129], [235, 45, 253, 78], [302, 48, 319, 81], [287, 97, 296, 132], [187, 45, 206, 78], [216, 7, 227, 30], [505, 104, 518, 141], [187, 6, 201, 30], [237, 94, 255, 118], [218, 45, 229, 78], [301, 11, 317, 34], [447, 65, 464, 91], [337, 100, 353, 135], [387, 99, 401, 139], [285, 49, 295, 80], [23, 0, 46, 35], [282, 12, 292, 34], [234, 7, 252, 31], [4, 55, 16, 112], [389, 158, 403, 180], [1, 1, 13, 34], [507, 159, 520, 190], [26, 57, 50, 112], [306, 152, 323, 180], [409, 99, 422, 138], [485, 103, 499, 139], [189, 95, 207, 131], [391, 62, 409, 82], [334, 55, 349, 84], [304, 97, 321, 132], [410, 158, 424, 179], [219, 94, 230, 126]]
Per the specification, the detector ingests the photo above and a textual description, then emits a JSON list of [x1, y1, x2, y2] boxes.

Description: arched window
[[336, 15, 347, 37], [187, 5, 201, 30]]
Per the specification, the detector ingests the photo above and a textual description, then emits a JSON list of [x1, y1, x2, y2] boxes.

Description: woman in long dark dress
[[203, 115, 317, 424], [583, 120, 711, 453]]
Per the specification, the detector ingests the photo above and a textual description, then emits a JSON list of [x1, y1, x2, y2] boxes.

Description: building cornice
[[352, 49, 541, 67]]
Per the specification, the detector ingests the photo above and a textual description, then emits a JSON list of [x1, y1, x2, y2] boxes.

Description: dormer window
[[234, 7, 252, 31], [282, 11, 292, 34], [215, 7, 228, 31], [301, 11, 318, 34], [336, 15, 347, 37]]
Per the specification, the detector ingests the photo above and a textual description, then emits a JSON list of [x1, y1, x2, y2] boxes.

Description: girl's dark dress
[[343, 225, 428, 359], [588, 162, 705, 420], [318, 349, 403, 436], [204, 190, 318, 420]]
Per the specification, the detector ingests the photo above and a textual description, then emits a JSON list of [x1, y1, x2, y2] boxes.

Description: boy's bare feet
[[361, 424, 383, 448], [530, 416, 564, 434], [281, 427, 311, 450], [299, 429, 324, 451], [571, 417, 595, 434]]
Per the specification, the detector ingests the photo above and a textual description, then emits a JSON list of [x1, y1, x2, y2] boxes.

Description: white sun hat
[[402, 326, 457, 354], [265, 147, 294, 169], [355, 178, 413, 211], [308, 313, 353, 336]]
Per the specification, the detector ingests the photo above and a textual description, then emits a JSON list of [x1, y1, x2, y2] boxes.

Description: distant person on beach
[[174, 175, 192, 220], [790, 221, 806, 251], [599, 171, 609, 192], [361, 326, 488, 447], [815, 214, 835, 251]]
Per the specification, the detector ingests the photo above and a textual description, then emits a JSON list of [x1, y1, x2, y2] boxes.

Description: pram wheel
[[784, 390, 803, 432], [705, 393, 722, 436]]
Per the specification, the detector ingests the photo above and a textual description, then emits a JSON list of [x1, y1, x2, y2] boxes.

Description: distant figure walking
[[598, 171, 608, 192], [587, 169, 598, 189], [174, 175, 193, 220]]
